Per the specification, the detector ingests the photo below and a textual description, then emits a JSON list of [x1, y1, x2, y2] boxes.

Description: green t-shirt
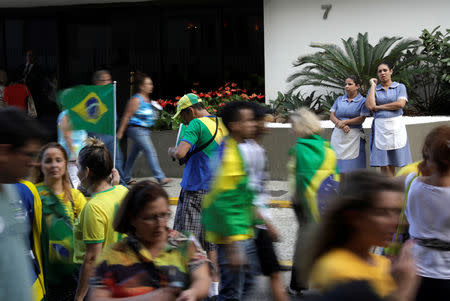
[[180, 116, 228, 191]]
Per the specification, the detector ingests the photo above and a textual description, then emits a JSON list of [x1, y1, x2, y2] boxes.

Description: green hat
[[173, 93, 202, 119]]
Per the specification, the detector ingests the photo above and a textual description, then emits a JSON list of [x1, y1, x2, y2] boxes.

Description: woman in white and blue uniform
[[117, 72, 171, 185], [330, 76, 370, 173], [366, 62, 412, 176]]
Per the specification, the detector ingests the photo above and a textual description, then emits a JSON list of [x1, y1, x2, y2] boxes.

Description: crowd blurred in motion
[[0, 64, 449, 301]]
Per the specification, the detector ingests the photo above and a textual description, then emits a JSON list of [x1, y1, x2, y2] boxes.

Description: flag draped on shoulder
[[202, 137, 255, 244], [289, 135, 339, 223], [58, 84, 114, 135]]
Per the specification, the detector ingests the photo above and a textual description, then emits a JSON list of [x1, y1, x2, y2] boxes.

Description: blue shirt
[[371, 82, 408, 118], [330, 93, 370, 129], [128, 94, 156, 128]]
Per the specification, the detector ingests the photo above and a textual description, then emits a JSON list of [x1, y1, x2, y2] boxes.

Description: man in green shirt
[[168, 93, 228, 298], [0, 107, 45, 301]]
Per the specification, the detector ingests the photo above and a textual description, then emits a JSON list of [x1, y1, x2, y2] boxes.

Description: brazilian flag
[[289, 135, 340, 223], [202, 137, 255, 244], [58, 84, 114, 135]]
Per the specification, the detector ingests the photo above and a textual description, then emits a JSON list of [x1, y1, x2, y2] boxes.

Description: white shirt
[[238, 139, 272, 224], [404, 173, 450, 279]]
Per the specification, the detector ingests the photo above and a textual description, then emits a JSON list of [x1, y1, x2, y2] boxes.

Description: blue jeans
[[124, 126, 166, 182], [89, 132, 128, 187], [217, 239, 260, 301]]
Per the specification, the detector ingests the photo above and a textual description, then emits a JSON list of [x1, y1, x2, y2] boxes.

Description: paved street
[[138, 177, 310, 300]]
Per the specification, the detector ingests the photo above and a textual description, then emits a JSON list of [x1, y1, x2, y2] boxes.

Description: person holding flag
[[287, 107, 340, 297], [57, 76, 118, 171], [89, 70, 127, 186], [117, 72, 171, 185]]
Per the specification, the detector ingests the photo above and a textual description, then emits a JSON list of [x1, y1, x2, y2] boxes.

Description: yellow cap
[[173, 93, 203, 119]]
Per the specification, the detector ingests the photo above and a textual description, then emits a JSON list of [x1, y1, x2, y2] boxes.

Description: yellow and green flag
[[289, 135, 340, 223], [202, 137, 255, 244], [58, 84, 115, 135]]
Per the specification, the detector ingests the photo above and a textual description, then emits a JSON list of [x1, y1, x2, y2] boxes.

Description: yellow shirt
[[73, 185, 128, 264], [55, 188, 87, 223], [396, 161, 421, 177], [310, 248, 396, 297]]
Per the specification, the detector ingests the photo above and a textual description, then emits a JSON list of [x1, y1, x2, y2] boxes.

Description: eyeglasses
[[139, 212, 172, 224]]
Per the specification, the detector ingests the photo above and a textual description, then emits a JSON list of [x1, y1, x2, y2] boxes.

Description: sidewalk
[[136, 177, 297, 263]]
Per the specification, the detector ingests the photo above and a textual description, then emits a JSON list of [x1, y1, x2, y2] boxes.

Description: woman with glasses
[[89, 180, 212, 301]]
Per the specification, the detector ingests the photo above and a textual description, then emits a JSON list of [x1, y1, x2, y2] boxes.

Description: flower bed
[[153, 82, 265, 130]]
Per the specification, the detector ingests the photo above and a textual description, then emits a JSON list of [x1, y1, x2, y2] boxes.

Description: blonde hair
[[290, 107, 322, 138]]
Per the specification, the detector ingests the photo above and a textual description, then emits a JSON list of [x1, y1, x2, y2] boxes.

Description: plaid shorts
[[173, 189, 217, 251]]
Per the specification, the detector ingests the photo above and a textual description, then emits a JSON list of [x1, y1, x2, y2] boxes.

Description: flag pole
[[113, 81, 117, 170]]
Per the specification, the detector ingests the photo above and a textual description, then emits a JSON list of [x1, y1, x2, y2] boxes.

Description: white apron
[[374, 115, 407, 150], [330, 127, 362, 160]]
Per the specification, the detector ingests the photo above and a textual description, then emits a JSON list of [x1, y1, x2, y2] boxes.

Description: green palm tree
[[287, 33, 422, 95]]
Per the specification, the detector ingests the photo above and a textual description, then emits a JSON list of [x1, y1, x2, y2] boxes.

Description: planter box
[[129, 117, 450, 180]]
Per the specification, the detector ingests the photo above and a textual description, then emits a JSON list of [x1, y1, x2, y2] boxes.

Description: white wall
[[264, 0, 450, 100]]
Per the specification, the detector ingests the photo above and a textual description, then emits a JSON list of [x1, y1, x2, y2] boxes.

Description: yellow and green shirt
[[35, 183, 87, 285], [91, 230, 210, 298], [73, 185, 128, 264], [310, 248, 396, 297], [180, 116, 228, 191]]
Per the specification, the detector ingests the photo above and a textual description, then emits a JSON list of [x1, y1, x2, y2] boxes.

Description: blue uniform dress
[[369, 82, 412, 167], [330, 93, 370, 172]]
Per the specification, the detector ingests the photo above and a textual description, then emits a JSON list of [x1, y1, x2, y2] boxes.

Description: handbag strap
[[393, 174, 418, 243], [179, 117, 219, 165]]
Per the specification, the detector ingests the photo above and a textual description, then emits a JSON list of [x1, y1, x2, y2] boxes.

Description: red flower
[[241, 93, 249, 99], [205, 94, 211, 98], [242, 89, 247, 93], [191, 89, 197, 94], [199, 93, 205, 98], [218, 86, 223, 91], [257, 95, 265, 99], [225, 82, 230, 87], [216, 93, 223, 97], [231, 83, 237, 87], [225, 90, 231, 96], [211, 92, 216, 96], [219, 103, 225, 107], [230, 89, 237, 92], [175, 96, 181, 101], [250, 93, 257, 99], [225, 86, 230, 91]]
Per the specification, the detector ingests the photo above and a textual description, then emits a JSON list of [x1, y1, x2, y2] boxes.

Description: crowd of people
[[0, 62, 449, 301]]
